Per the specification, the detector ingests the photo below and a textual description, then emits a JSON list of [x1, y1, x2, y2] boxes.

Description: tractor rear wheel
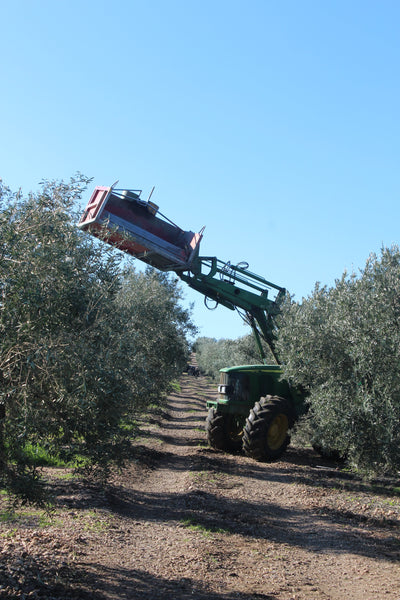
[[205, 408, 244, 451], [242, 395, 295, 461]]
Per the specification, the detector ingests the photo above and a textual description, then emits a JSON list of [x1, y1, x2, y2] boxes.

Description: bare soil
[[1, 371, 400, 599]]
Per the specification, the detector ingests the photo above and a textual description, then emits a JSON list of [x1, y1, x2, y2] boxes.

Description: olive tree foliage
[[195, 333, 264, 379], [114, 266, 196, 408], [276, 245, 400, 475], [0, 176, 194, 501]]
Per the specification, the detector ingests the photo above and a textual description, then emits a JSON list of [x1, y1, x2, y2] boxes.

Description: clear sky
[[1, 0, 399, 340]]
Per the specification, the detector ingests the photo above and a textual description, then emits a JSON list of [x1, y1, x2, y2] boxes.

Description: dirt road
[[1, 372, 400, 599]]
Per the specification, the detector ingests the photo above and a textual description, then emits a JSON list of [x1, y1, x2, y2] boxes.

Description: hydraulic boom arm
[[178, 257, 286, 364], [78, 185, 286, 363]]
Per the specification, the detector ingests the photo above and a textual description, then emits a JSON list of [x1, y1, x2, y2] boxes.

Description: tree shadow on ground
[[125, 440, 400, 502], [100, 484, 400, 562], [70, 562, 276, 600], [0, 555, 275, 600], [51, 443, 400, 540]]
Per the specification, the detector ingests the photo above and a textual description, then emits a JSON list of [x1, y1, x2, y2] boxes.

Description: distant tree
[[276, 246, 400, 475], [195, 333, 268, 379]]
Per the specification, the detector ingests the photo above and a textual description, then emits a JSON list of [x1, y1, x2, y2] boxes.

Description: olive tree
[[195, 333, 267, 379], [114, 266, 196, 409], [277, 246, 400, 474], [0, 176, 133, 496], [0, 176, 195, 502]]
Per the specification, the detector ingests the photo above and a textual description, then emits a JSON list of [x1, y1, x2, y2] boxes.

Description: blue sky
[[1, 1, 399, 339]]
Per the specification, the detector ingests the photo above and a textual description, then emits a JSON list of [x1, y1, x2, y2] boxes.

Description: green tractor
[[206, 365, 306, 460], [178, 257, 307, 461], [78, 184, 308, 461]]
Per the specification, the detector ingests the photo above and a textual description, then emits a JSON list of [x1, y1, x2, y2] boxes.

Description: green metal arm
[[78, 185, 286, 362], [177, 257, 286, 364]]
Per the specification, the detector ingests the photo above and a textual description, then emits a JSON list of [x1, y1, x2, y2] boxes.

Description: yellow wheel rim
[[267, 414, 289, 450], [227, 416, 245, 443]]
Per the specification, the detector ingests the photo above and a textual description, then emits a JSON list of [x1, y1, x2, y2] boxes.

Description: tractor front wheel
[[205, 408, 244, 451], [242, 396, 295, 461]]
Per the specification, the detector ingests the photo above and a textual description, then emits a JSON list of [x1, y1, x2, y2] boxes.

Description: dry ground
[[1, 371, 400, 599]]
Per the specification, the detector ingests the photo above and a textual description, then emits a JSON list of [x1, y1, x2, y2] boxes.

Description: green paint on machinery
[[78, 184, 308, 461]]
